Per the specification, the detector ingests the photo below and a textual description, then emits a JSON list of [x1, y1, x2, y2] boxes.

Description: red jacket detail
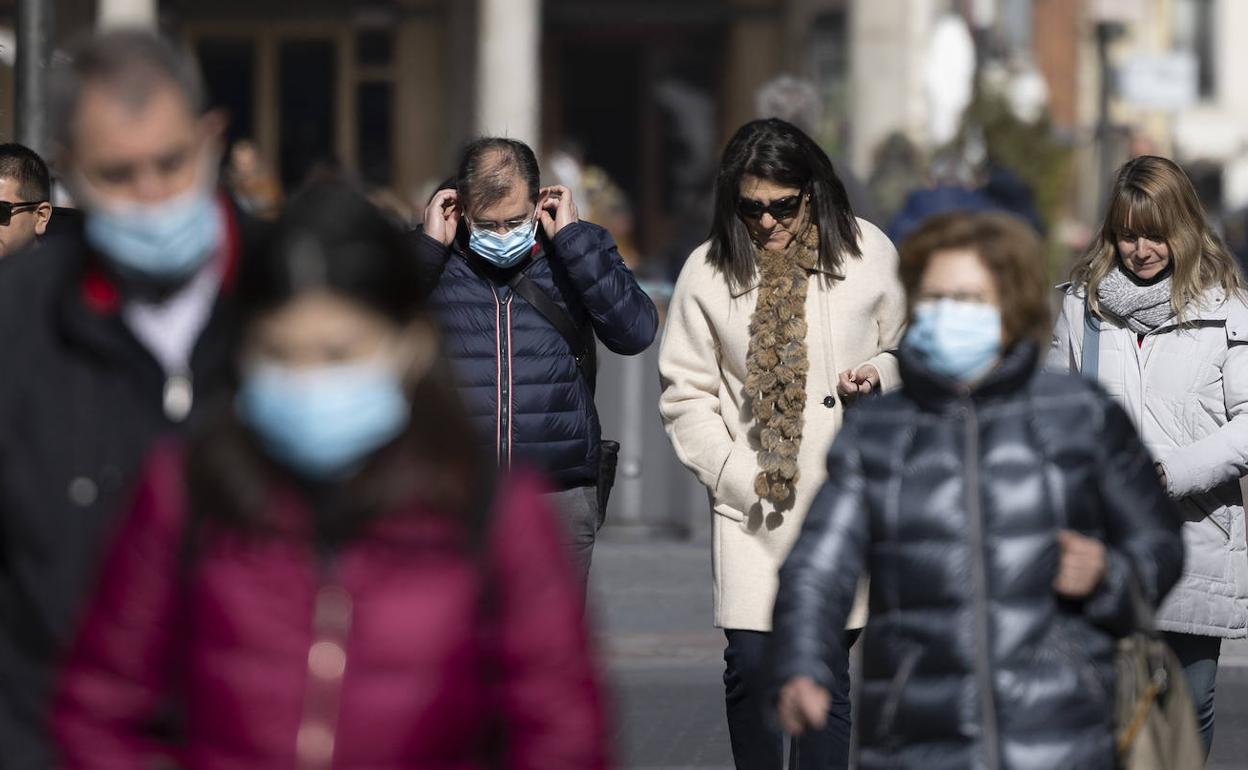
[[53, 444, 609, 770]]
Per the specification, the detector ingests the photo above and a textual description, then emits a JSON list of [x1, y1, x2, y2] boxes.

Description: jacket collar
[[900, 339, 1041, 411], [58, 192, 243, 363]]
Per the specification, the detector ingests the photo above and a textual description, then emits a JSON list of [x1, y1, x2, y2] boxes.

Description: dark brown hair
[[455, 137, 541, 217], [899, 211, 1050, 349], [186, 182, 483, 546], [0, 143, 51, 201], [707, 119, 861, 291]]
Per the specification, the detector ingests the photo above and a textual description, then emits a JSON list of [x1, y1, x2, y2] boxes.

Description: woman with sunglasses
[[659, 118, 906, 769]]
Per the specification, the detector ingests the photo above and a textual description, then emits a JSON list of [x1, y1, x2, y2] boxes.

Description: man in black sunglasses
[[0, 143, 53, 259]]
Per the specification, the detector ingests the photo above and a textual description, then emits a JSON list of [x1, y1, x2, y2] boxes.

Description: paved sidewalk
[[590, 538, 1248, 770]]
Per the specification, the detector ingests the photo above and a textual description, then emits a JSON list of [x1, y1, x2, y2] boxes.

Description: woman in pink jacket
[[53, 183, 608, 770]]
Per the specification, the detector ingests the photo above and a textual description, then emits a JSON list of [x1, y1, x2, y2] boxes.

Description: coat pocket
[[1183, 494, 1233, 544], [713, 443, 758, 521], [875, 643, 923, 742], [1176, 499, 1234, 584]]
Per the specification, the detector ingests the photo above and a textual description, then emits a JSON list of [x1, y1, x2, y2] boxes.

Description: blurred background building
[[3, 0, 1248, 533], [3, 0, 1246, 264]]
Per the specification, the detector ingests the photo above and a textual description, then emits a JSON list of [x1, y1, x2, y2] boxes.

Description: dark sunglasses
[[736, 193, 804, 222], [0, 200, 45, 226]]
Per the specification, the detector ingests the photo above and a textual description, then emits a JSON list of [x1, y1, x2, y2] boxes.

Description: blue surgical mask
[[236, 358, 410, 479], [905, 299, 1002, 382], [85, 186, 223, 281], [468, 219, 537, 268]]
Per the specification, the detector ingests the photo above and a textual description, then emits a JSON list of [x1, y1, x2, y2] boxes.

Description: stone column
[[97, 0, 158, 29], [15, 0, 54, 155], [849, 0, 937, 178], [474, 0, 541, 145]]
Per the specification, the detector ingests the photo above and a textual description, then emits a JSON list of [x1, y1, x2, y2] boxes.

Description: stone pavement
[[589, 538, 1248, 770]]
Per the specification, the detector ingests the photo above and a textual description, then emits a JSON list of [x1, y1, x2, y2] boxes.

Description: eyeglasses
[[469, 215, 535, 235], [0, 200, 45, 226], [736, 193, 804, 222]]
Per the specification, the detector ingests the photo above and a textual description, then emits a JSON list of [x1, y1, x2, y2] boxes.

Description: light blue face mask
[[236, 358, 411, 479], [468, 219, 537, 268], [905, 299, 1003, 382], [85, 186, 222, 281]]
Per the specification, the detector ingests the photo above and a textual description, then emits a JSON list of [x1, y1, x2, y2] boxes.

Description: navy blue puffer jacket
[[414, 221, 657, 489]]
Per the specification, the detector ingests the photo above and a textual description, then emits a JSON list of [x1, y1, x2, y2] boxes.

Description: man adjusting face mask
[[467, 213, 539, 269]]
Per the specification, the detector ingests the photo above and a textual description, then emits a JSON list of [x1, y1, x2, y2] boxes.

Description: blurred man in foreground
[[0, 30, 268, 768]]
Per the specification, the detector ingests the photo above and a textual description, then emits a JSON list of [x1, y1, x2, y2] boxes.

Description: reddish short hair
[[898, 212, 1050, 349]]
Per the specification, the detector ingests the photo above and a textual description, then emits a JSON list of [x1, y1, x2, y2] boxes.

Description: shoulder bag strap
[[1081, 300, 1102, 382], [507, 272, 598, 386]]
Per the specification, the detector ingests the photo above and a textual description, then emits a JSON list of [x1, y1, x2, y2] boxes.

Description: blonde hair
[[1073, 155, 1242, 320]]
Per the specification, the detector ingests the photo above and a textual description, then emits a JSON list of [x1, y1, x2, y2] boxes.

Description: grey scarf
[[1096, 266, 1175, 334]]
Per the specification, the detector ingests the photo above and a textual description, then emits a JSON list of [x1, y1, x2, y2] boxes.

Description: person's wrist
[[861, 364, 881, 389]]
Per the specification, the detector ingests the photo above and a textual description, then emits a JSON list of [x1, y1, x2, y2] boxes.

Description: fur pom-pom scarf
[[743, 225, 819, 504]]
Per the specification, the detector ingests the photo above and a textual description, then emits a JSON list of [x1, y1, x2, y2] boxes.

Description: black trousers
[[723, 628, 857, 770]]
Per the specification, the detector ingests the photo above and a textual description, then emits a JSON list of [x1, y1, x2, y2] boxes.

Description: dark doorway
[[196, 38, 255, 150], [545, 20, 723, 277], [557, 40, 643, 208], [278, 39, 337, 189], [357, 81, 394, 187]]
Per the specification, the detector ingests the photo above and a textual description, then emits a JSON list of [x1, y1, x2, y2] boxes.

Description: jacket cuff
[[770, 656, 837, 698], [1082, 549, 1135, 637], [1156, 451, 1196, 499], [551, 220, 592, 251], [416, 231, 451, 258], [865, 351, 901, 393]]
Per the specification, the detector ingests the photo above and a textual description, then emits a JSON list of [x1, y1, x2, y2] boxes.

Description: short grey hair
[[49, 29, 206, 151], [754, 75, 822, 136]]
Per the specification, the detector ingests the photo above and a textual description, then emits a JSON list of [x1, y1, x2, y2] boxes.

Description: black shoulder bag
[[507, 271, 619, 522]]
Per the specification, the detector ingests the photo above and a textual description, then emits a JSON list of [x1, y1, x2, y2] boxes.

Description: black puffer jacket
[[771, 341, 1184, 770], [0, 197, 267, 769], [414, 221, 657, 489]]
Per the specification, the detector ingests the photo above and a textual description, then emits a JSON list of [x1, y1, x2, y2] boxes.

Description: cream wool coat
[[659, 219, 906, 631]]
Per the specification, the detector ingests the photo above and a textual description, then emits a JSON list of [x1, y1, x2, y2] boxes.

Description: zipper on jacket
[[496, 290, 514, 468], [1209, 510, 1232, 542], [162, 368, 194, 423], [878, 644, 922, 744], [297, 558, 352, 769], [961, 401, 1002, 770]]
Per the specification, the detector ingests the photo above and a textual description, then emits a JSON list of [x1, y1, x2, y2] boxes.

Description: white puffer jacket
[[1050, 284, 1248, 638]]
